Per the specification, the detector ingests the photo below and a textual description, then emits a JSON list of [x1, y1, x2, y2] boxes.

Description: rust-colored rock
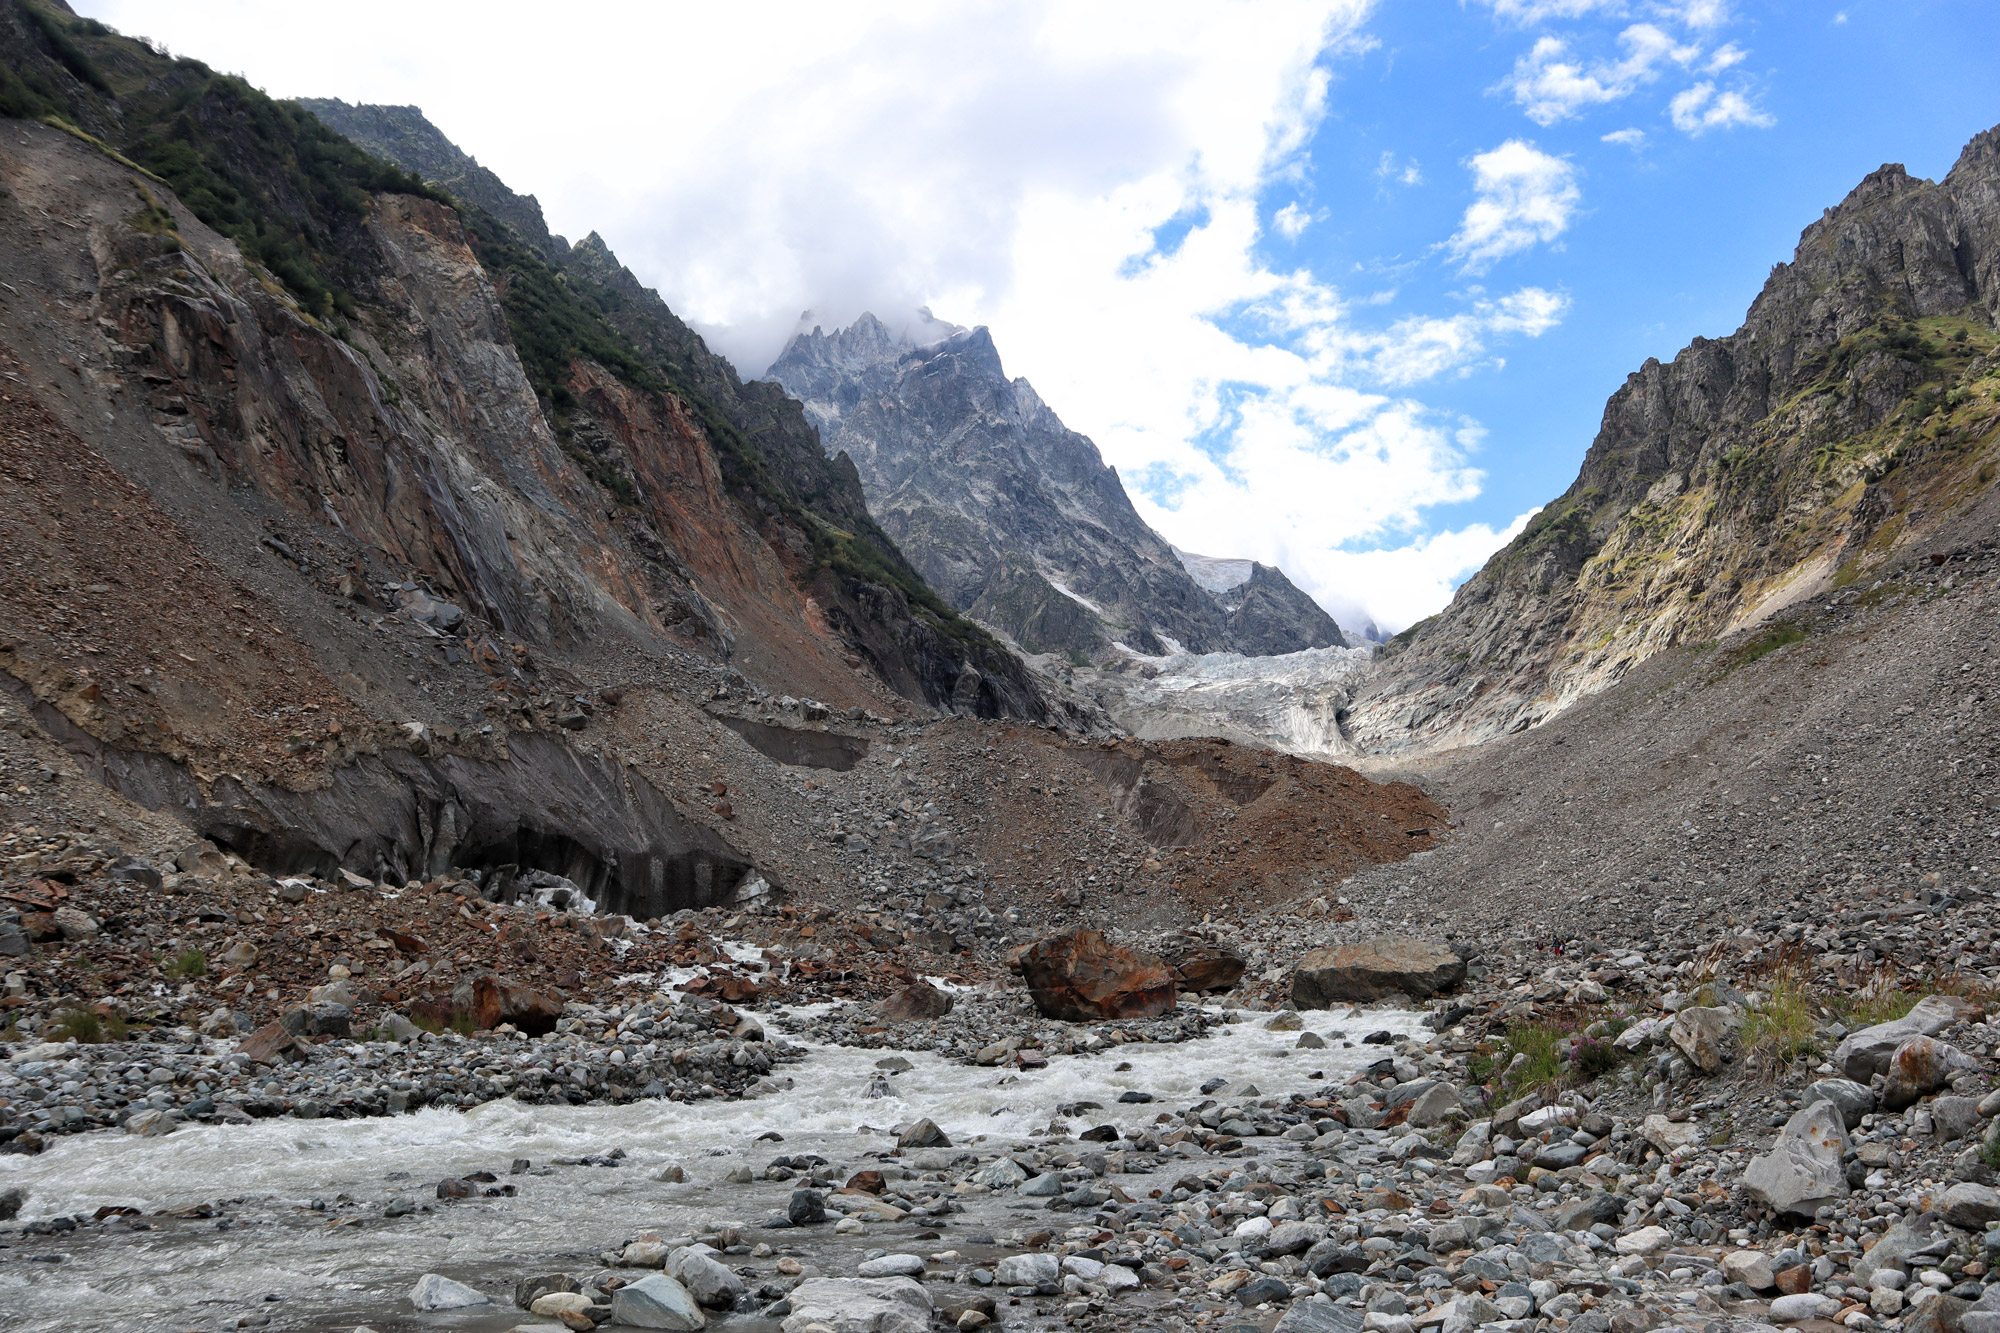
[[878, 982, 954, 1022], [236, 1020, 299, 1065], [453, 972, 565, 1036], [845, 1170, 886, 1195], [1773, 1265, 1812, 1295], [1017, 928, 1176, 1022], [1166, 943, 1247, 993], [1882, 1035, 1964, 1110]]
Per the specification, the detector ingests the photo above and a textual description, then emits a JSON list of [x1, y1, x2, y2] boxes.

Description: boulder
[[236, 1020, 300, 1065], [1167, 942, 1248, 993], [1769, 1293, 1841, 1322], [1882, 1036, 1971, 1110], [1407, 1082, 1462, 1128], [1291, 937, 1465, 1007], [1932, 1095, 1985, 1142], [1851, 1221, 1951, 1288], [1615, 1226, 1671, 1256], [1669, 1006, 1734, 1073], [993, 1253, 1061, 1288], [1260, 1220, 1325, 1257], [1641, 1113, 1701, 1154], [453, 972, 564, 1035], [877, 982, 953, 1023], [1802, 1077, 1874, 1129], [897, 1117, 950, 1149], [780, 1277, 932, 1333], [1017, 928, 1176, 1021], [1936, 1182, 2000, 1230], [1833, 995, 1980, 1081], [668, 1246, 744, 1308], [610, 1274, 707, 1330], [1741, 1100, 1848, 1218], [410, 1274, 489, 1310], [1276, 1302, 1366, 1333], [1722, 1250, 1777, 1291]]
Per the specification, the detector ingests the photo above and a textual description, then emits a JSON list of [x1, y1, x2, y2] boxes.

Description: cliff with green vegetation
[[1348, 126, 2000, 752]]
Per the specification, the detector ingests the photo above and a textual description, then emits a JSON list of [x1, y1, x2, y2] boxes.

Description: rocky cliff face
[[1348, 124, 2000, 753], [285, 101, 1047, 722], [768, 315, 1344, 662], [0, 5, 1065, 906]]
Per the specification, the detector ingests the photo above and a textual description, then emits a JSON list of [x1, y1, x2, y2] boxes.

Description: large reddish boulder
[[879, 982, 954, 1022], [1166, 942, 1247, 993], [1018, 928, 1176, 1021], [452, 972, 565, 1035]]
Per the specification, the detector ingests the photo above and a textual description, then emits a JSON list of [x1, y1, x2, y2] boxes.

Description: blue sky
[[81, 1, 2000, 635], [1287, 0, 2000, 565]]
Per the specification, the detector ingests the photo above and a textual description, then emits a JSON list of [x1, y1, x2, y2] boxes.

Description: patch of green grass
[[51, 1007, 126, 1044], [1742, 973, 1825, 1067], [164, 948, 206, 980], [1726, 623, 1808, 670], [1499, 1021, 1565, 1093], [1981, 1129, 2000, 1171]]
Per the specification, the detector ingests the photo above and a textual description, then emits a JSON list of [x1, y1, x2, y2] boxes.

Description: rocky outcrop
[[1350, 123, 2000, 752], [1015, 928, 1177, 1021], [768, 316, 1341, 662]]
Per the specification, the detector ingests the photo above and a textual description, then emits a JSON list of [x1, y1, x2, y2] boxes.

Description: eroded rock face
[[1742, 1099, 1849, 1218], [1291, 938, 1465, 1007], [1017, 929, 1176, 1022]]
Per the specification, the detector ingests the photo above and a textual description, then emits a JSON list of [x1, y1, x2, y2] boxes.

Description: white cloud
[[1375, 151, 1423, 186], [1273, 202, 1315, 238], [76, 0, 1564, 632], [1500, 23, 1698, 125], [1660, 0, 1730, 28], [1299, 508, 1538, 633], [1703, 41, 1746, 72], [1477, 0, 1624, 23], [1601, 126, 1647, 147], [1668, 80, 1774, 133], [1446, 140, 1581, 271]]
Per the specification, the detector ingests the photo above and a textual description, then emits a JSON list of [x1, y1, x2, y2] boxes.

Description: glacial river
[[0, 1001, 1432, 1332]]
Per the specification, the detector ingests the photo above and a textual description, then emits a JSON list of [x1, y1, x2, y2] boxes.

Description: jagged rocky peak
[[767, 313, 1344, 663], [1174, 549, 1345, 658], [1346, 120, 2000, 754]]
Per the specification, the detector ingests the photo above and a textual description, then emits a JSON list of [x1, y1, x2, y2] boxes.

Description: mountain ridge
[[768, 314, 1345, 663], [1345, 123, 2000, 753]]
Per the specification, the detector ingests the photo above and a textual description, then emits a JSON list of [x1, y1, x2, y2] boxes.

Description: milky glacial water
[[0, 1002, 1431, 1332]]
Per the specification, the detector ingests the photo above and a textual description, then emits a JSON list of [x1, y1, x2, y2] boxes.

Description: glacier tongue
[[1087, 643, 1376, 758]]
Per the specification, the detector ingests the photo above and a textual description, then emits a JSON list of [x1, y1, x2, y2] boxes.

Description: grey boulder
[[668, 1246, 744, 1309], [409, 1274, 489, 1310], [779, 1277, 932, 1333], [1833, 995, 1978, 1081], [1741, 1100, 1848, 1218], [1801, 1078, 1874, 1129], [610, 1273, 707, 1330]]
